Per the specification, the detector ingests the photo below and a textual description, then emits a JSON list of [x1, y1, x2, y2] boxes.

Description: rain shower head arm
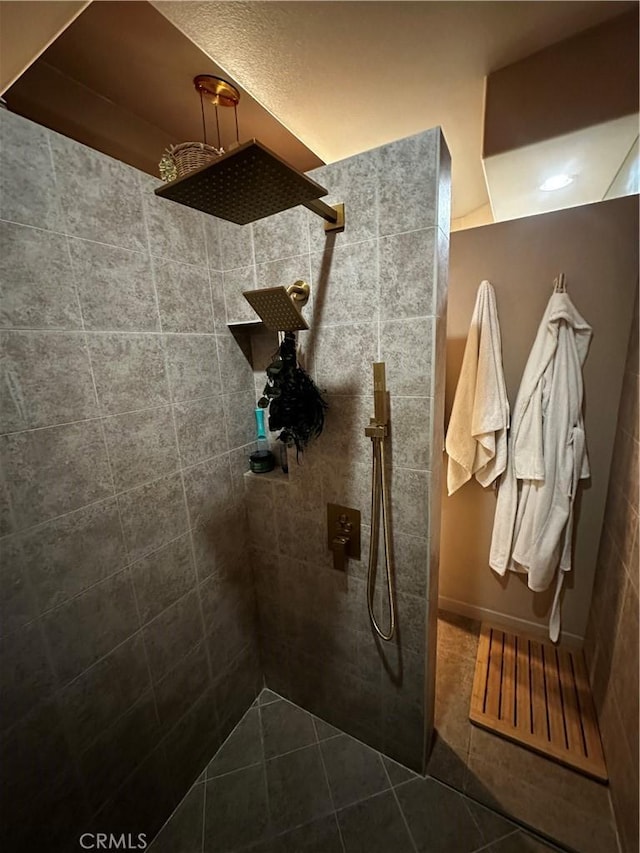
[[302, 199, 345, 233]]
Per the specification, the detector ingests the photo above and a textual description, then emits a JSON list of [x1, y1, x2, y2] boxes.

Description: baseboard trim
[[437, 595, 584, 647]]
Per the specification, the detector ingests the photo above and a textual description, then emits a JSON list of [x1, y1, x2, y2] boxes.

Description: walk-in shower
[[2, 102, 449, 849]]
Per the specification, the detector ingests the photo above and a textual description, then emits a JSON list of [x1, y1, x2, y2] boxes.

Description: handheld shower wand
[[365, 363, 396, 641]]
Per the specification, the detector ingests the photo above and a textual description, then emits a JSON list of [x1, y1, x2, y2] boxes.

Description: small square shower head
[[243, 286, 309, 331], [154, 139, 328, 225]]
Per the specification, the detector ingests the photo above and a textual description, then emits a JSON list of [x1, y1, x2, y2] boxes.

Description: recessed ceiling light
[[539, 174, 574, 191]]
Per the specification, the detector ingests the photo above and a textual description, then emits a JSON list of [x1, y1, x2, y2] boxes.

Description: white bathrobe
[[446, 280, 509, 495], [489, 291, 592, 641]]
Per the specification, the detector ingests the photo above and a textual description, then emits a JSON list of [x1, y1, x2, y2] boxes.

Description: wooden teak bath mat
[[470, 623, 608, 781]]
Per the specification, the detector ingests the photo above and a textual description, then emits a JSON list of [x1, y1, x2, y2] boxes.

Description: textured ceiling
[[153, 0, 634, 221]]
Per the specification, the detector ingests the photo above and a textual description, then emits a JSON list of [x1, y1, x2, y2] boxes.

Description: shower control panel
[[327, 503, 361, 572]]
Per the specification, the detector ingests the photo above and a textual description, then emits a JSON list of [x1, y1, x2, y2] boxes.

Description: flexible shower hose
[[367, 435, 396, 641]]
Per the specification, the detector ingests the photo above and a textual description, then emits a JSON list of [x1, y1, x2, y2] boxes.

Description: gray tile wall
[[243, 130, 450, 771], [584, 286, 638, 853], [0, 110, 261, 851]]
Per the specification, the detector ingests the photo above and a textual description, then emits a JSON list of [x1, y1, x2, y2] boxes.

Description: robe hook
[[554, 273, 567, 293]]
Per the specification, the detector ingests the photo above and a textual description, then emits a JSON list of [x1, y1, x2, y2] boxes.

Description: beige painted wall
[[440, 194, 638, 640], [484, 8, 639, 157], [0, 0, 88, 94]]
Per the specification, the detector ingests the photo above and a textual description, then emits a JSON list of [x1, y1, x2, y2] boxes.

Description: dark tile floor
[[149, 688, 563, 853], [429, 612, 619, 853]]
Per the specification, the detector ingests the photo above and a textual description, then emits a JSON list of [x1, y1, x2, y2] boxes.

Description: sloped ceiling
[[152, 0, 635, 221]]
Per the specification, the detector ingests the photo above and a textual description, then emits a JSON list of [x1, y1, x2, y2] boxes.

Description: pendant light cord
[[199, 89, 207, 145], [215, 106, 221, 150]]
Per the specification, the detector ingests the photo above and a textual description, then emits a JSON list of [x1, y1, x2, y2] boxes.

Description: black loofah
[[262, 332, 328, 456]]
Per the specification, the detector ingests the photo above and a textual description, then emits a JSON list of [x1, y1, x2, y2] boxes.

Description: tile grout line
[[380, 759, 420, 853], [201, 763, 207, 853], [469, 830, 520, 853], [255, 696, 273, 843], [126, 555, 164, 733], [204, 216, 232, 457], [462, 791, 520, 849], [206, 759, 264, 783], [313, 719, 347, 853]]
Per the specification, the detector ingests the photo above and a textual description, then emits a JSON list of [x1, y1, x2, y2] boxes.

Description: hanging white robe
[[489, 291, 592, 641]]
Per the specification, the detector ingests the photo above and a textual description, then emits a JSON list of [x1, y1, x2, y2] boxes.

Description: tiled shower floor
[[148, 688, 561, 853]]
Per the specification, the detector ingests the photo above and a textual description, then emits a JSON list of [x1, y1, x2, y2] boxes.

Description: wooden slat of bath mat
[[572, 650, 607, 772], [529, 639, 548, 739], [557, 648, 585, 756], [469, 623, 608, 782], [543, 645, 568, 750], [501, 632, 516, 726], [471, 623, 492, 714], [485, 627, 504, 718], [514, 632, 531, 734]]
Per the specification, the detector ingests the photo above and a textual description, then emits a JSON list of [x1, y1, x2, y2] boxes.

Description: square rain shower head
[[154, 139, 329, 225], [243, 286, 309, 331]]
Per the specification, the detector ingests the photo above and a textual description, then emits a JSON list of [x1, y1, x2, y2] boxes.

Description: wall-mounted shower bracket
[[365, 419, 387, 439], [327, 503, 360, 571], [303, 200, 345, 233], [287, 281, 310, 308]]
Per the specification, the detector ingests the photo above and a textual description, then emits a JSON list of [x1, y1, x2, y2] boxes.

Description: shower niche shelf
[[243, 468, 288, 484]]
